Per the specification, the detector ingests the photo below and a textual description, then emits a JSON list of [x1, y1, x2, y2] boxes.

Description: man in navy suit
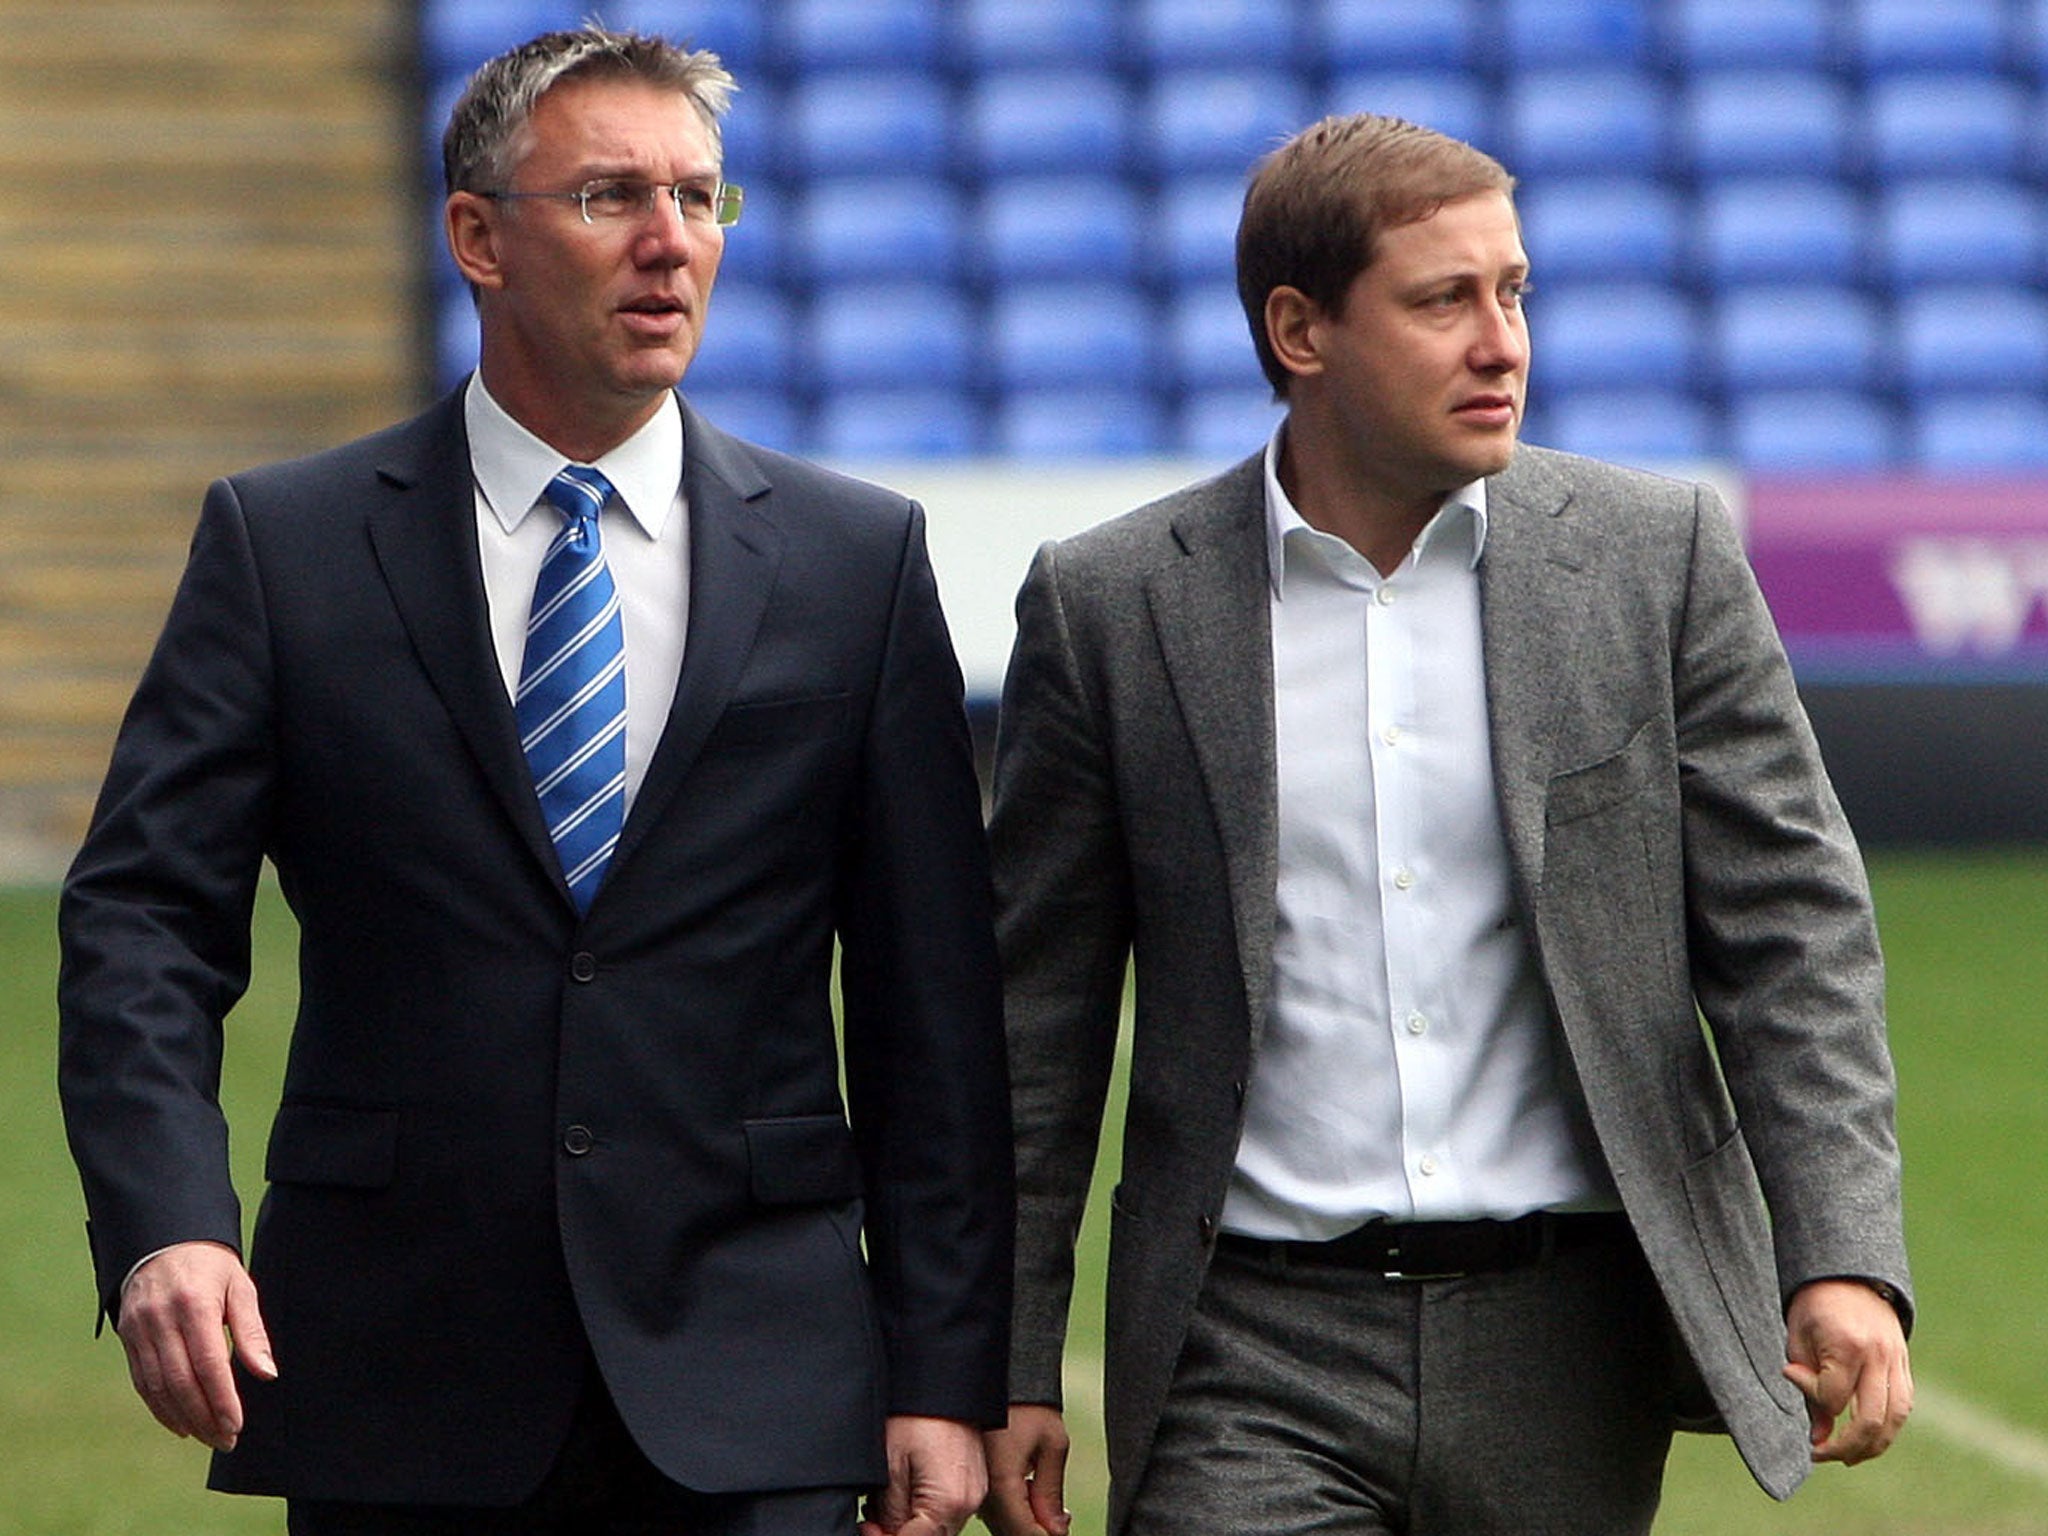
[[59, 26, 1011, 1536]]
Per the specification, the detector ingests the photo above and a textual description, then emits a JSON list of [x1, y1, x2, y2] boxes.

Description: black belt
[[1215, 1210, 1630, 1281]]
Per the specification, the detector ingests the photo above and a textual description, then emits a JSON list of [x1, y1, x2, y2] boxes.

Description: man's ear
[[445, 192, 506, 292], [1264, 286, 1324, 383]]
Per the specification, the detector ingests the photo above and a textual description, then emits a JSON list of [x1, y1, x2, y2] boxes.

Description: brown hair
[[1237, 114, 1516, 396]]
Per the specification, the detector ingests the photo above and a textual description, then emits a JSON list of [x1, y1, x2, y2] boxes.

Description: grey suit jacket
[[989, 444, 1911, 1531]]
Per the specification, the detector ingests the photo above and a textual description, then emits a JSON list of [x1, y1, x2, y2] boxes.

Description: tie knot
[[544, 465, 615, 528]]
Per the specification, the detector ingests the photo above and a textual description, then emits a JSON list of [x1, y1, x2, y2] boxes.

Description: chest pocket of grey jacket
[[1546, 720, 1662, 827]]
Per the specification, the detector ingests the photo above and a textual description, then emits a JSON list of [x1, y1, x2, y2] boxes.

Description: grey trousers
[[1125, 1223, 1676, 1536]]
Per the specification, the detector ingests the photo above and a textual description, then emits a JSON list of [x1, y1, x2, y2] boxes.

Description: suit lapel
[[365, 392, 564, 890], [1145, 458, 1279, 1041], [1480, 447, 1594, 900], [613, 399, 783, 868]]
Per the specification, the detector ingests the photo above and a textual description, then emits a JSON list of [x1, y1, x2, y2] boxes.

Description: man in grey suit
[[981, 114, 1912, 1536]]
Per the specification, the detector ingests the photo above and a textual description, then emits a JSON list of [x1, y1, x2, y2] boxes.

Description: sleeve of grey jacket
[[1671, 485, 1913, 1329], [988, 540, 1138, 1406]]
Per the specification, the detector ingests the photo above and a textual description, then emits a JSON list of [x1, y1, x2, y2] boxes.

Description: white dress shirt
[[465, 377, 690, 812], [1221, 430, 1616, 1240]]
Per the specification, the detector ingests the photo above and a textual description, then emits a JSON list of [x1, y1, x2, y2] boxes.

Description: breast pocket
[[1546, 720, 1662, 827], [707, 694, 850, 754]]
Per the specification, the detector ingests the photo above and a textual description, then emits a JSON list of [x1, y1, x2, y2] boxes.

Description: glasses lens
[[714, 183, 744, 227]]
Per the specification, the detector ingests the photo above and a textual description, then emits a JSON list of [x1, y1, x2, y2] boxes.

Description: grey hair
[[441, 24, 737, 196]]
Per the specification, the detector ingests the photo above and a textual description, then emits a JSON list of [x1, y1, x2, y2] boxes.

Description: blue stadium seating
[[791, 178, 964, 285], [1531, 282, 1699, 390], [954, 0, 1122, 68], [681, 282, 793, 390], [806, 282, 975, 390], [962, 71, 1135, 177], [1519, 176, 1681, 280], [1505, 69, 1667, 175], [1313, 0, 1481, 71], [1502, 0, 1654, 65], [1541, 389, 1716, 468], [1711, 286, 1885, 392], [1912, 393, 2048, 471], [1875, 179, 2045, 288], [1681, 70, 1853, 178], [784, 72, 950, 177], [423, 0, 574, 74], [1896, 286, 2048, 392], [717, 81, 780, 184], [678, 387, 802, 453], [997, 388, 1168, 457], [1167, 284, 1261, 391], [1727, 389, 1898, 469], [977, 175, 1146, 283], [605, 0, 768, 70], [715, 177, 784, 286], [1845, 0, 2009, 73], [1326, 71, 1489, 149], [1156, 176, 1248, 285], [1139, 70, 1313, 177], [1177, 387, 1284, 460], [1868, 74, 2027, 179], [989, 282, 1154, 389], [1694, 178, 1869, 286], [775, 0, 943, 71], [1129, 0, 1303, 71], [816, 388, 981, 457], [1663, 0, 1834, 70]]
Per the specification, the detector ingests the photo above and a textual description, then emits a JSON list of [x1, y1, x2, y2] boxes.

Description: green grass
[[6, 851, 2047, 1532]]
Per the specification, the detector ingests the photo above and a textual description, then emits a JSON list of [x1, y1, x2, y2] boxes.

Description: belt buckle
[[1379, 1235, 1467, 1283]]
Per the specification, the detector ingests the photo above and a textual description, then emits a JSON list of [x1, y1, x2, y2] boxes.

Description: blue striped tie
[[518, 466, 627, 913]]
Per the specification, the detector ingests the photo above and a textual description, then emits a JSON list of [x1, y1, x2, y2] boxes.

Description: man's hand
[[981, 1404, 1072, 1536], [1783, 1278, 1912, 1465], [861, 1415, 988, 1536], [116, 1241, 277, 1453]]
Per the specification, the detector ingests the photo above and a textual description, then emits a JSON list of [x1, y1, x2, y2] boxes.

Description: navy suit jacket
[[58, 388, 1013, 1503]]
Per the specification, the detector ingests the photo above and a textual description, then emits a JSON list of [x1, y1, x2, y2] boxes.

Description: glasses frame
[[482, 177, 744, 229]]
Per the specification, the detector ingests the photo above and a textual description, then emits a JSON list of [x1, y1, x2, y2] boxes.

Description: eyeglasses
[[483, 177, 745, 228]]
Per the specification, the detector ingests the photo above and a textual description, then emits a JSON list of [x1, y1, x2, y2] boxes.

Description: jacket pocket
[[1546, 719, 1659, 826], [264, 1102, 400, 1189], [744, 1114, 863, 1205], [710, 694, 850, 752]]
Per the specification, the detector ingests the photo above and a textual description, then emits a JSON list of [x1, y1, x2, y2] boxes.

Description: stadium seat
[[1518, 176, 1681, 281], [680, 388, 803, 453], [1140, 70, 1313, 178], [806, 282, 976, 391], [1681, 70, 1853, 178], [1313, 0, 1481, 72], [1505, 69, 1667, 175], [1502, 0, 1654, 65], [955, 0, 1122, 68], [2020, 0, 2048, 77], [1156, 176, 1248, 285], [1531, 282, 1699, 391], [1128, 0, 1302, 71], [1868, 74, 2027, 179], [1326, 71, 1489, 149], [605, 0, 768, 72], [988, 282, 1155, 389], [1695, 177, 1868, 286], [996, 388, 1168, 457], [976, 175, 1146, 283], [1166, 284, 1261, 392], [680, 282, 793, 390], [1726, 388, 1898, 469], [1540, 389, 1716, 468], [1896, 286, 2048, 391], [1663, 0, 1834, 69], [1911, 393, 2048, 471], [791, 178, 964, 285], [1711, 285, 1885, 392], [438, 300, 480, 388], [1177, 387, 1284, 460], [774, 0, 943, 71], [1875, 179, 2045, 288], [816, 389, 982, 458], [717, 80, 779, 185], [785, 72, 950, 178], [961, 71, 1135, 177], [422, 0, 576, 75], [1845, 0, 2009, 73]]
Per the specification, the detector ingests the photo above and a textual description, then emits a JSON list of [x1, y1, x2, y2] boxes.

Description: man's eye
[[677, 184, 717, 211], [587, 181, 645, 210]]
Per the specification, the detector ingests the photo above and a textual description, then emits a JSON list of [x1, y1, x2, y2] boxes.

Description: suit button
[[563, 1125, 594, 1156], [569, 952, 597, 982], [1197, 1214, 1216, 1244]]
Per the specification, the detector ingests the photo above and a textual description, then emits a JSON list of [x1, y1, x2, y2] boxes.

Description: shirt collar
[[1261, 419, 1490, 598], [464, 375, 682, 541]]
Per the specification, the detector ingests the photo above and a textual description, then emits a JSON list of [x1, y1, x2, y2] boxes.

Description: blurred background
[[3, 1, 2046, 1532]]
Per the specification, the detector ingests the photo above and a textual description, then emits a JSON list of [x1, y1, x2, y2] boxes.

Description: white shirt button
[[1419, 1154, 1440, 1176], [1406, 1012, 1428, 1036], [1375, 585, 1397, 606], [1392, 868, 1415, 890], [1382, 724, 1403, 746]]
